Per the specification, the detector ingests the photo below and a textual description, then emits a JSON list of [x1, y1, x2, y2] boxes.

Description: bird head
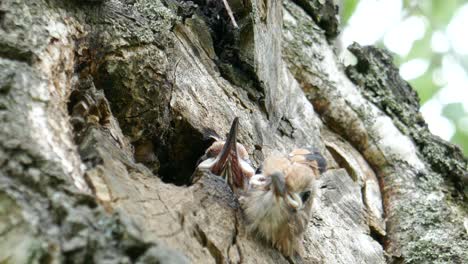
[[261, 156, 316, 213], [243, 154, 316, 257], [242, 149, 326, 257], [196, 117, 254, 193]]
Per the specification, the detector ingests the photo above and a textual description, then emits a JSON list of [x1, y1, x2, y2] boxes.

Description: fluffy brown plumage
[[241, 149, 326, 257]]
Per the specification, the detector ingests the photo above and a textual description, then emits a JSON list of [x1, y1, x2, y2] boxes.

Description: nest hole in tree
[[67, 75, 213, 186], [150, 117, 214, 186]]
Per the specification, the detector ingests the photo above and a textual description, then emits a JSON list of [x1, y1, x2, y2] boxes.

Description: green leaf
[[432, 0, 462, 28], [442, 102, 466, 121], [450, 130, 468, 156], [404, 30, 433, 62], [410, 70, 439, 104], [342, 0, 359, 25]]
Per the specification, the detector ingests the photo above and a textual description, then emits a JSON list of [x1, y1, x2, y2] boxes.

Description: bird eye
[[206, 147, 219, 158], [300, 191, 311, 202], [255, 164, 263, 174]]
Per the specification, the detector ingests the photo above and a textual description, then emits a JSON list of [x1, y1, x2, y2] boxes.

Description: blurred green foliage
[[342, 0, 468, 156]]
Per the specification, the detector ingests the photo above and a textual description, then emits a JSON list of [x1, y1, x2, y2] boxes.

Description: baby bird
[[241, 148, 326, 257], [193, 117, 255, 194]]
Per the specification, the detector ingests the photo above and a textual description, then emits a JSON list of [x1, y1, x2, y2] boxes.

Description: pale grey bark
[[0, 0, 466, 264]]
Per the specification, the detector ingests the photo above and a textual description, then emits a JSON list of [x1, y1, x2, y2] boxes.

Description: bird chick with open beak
[[241, 149, 327, 257], [192, 118, 255, 195]]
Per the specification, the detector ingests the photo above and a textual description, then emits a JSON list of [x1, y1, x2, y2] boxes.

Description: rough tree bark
[[0, 0, 466, 263]]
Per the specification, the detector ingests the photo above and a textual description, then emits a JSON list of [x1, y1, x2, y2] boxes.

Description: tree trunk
[[0, 0, 466, 263]]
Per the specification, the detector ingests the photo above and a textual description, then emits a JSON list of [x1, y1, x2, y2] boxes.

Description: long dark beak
[[211, 117, 238, 173], [270, 172, 286, 197], [211, 118, 244, 191]]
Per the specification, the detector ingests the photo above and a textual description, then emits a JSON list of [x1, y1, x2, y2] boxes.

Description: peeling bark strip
[[0, 0, 466, 264]]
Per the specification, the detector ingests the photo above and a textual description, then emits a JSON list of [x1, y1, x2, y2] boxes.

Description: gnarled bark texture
[[0, 0, 466, 263]]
